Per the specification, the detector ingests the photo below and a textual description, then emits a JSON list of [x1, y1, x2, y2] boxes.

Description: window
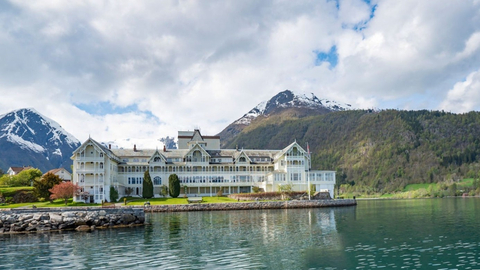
[[100, 162, 104, 169], [100, 153, 104, 157], [239, 157, 246, 162], [154, 176, 161, 185], [154, 157, 161, 162]]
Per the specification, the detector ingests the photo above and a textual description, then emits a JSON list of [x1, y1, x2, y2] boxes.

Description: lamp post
[[306, 169, 311, 200]]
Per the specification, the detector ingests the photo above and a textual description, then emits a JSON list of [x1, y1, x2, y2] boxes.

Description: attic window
[[239, 157, 246, 162], [100, 153, 104, 157]]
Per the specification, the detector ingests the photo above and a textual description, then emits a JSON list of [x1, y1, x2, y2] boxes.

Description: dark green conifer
[[168, 174, 180, 198], [143, 170, 154, 199]]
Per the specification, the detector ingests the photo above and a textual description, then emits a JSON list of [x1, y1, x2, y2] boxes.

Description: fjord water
[[1, 198, 480, 269]]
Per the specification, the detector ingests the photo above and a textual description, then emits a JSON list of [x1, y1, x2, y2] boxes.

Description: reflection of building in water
[[72, 129, 335, 203]]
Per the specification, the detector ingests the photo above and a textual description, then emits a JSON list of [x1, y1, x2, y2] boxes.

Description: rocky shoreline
[[0, 208, 145, 234], [0, 199, 355, 234], [147, 199, 357, 212]]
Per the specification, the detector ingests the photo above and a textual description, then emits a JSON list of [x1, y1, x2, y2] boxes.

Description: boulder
[[49, 213, 63, 223], [122, 214, 136, 224], [75, 225, 91, 232], [26, 225, 37, 232]]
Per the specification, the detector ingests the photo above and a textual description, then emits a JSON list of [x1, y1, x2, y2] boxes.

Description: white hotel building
[[71, 130, 335, 203]]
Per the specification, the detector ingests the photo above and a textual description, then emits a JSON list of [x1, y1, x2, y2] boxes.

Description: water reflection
[[4, 199, 479, 269]]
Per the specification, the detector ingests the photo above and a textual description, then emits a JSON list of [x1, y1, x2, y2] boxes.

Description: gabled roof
[[71, 138, 122, 163], [186, 143, 211, 157], [44, 168, 71, 176], [147, 149, 167, 163], [274, 141, 308, 160], [7, 166, 32, 175], [235, 150, 252, 163], [190, 129, 204, 142]]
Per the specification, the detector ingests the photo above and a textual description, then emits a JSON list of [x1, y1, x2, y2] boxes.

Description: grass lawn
[[0, 198, 99, 209], [125, 196, 239, 205], [457, 178, 475, 188], [0, 186, 34, 197], [403, 183, 436, 192]]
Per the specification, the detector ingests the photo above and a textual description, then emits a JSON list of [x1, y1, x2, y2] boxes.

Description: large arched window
[[154, 176, 161, 185]]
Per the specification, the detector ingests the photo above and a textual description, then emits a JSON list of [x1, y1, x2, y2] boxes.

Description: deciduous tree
[[49, 182, 81, 205], [160, 185, 168, 198], [34, 173, 62, 201], [168, 174, 180, 198]]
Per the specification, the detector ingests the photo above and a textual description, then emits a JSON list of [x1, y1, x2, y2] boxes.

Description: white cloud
[[0, 0, 480, 147], [439, 70, 480, 113]]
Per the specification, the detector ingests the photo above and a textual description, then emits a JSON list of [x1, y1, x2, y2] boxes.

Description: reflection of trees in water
[[168, 213, 182, 236]]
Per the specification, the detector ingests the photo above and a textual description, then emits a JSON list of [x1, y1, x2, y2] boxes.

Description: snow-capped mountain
[[234, 90, 351, 125], [218, 90, 352, 147], [0, 108, 81, 173]]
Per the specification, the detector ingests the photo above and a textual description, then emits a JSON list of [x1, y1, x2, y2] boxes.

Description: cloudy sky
[[1, 0, 480, 148]]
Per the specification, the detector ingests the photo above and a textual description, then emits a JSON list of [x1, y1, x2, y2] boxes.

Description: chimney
[[134, 144, 137, 151], [163, 145, 166, 152], [108, 144, 111, 150]]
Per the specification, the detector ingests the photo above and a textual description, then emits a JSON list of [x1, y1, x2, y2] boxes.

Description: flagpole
[[307, 142, 310, 200]]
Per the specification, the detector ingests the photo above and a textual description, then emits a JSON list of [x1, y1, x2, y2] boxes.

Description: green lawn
[[0, 186, 34, 197], [457, 178, 475, 188], [403, 183, 436, 192], [0, 198, 99, 209], [125, 196, 239, 205]]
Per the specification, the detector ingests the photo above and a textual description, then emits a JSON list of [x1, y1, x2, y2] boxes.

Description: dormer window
[[154, 157, 161, 162], [239, 157, 246, 162]]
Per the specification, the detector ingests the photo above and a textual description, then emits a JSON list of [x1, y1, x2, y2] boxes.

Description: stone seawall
[[0, 208, 145, 234], [148, 199, 356, 212], [228, 191, 331, 201]]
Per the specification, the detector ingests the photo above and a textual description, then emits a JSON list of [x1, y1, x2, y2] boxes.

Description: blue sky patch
[[75, 101, 139, 115], [75, 102, 158, 121], [315, 46, 338, 68]]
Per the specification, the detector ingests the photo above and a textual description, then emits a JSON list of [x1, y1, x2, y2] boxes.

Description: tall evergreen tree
[[168, 174, 180, 198], [143, 170, 154, 199], [110, 186, 119, 202]]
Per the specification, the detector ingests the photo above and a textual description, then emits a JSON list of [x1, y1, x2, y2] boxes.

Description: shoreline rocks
[[0, 208, 145, 234]]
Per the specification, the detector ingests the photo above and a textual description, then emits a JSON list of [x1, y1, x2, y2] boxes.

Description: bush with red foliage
[[49, 182, 81, 205]]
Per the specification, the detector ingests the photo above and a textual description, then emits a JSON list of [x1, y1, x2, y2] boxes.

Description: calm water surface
[[1, 198, 480, 269]]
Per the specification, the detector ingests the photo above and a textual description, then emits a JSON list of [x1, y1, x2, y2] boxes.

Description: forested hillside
[[226, 109, 480, 194]]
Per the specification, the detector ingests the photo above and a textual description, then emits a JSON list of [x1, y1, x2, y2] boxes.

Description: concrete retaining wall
[[148, 199, 356, 212], [0, 208, 145, 234]]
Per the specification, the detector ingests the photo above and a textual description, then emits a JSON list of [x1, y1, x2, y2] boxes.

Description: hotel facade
[[71, 130, 335, 203]]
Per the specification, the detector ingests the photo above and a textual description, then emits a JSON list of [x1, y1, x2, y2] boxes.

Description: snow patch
[[7, 134, 45, 153], [233, 90, 352, 126], [53, 148, 62, 156]]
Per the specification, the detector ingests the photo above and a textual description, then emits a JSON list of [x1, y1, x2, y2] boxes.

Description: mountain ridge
[[225, 109, 480, 193], [0, 108, 81, 173], [218, 89, 351, 147]]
